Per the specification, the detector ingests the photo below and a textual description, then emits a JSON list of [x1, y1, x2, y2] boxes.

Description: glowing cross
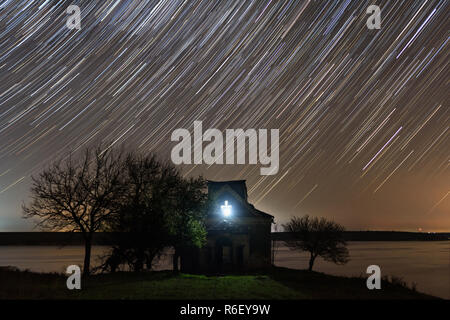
[[221, 200, 232, 217]]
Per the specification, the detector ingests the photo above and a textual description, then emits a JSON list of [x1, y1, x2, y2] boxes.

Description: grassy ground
[[0, 266, 436, 300]]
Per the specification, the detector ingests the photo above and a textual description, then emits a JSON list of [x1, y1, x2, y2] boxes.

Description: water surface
[[0, 241, 448, 299]]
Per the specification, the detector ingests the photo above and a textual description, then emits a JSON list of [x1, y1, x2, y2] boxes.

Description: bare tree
[[103, 153, 207, 273], [23, 146, 124, 275], [105, 153, 180, 272], [283, 215, 349, 271]]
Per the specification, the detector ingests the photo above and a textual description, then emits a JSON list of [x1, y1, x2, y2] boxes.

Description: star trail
[[0, 0, 448, 231]]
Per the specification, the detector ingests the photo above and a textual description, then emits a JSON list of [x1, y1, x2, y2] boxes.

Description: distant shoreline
[[273, 231, 450, 241], [0, 231, 448, 245]]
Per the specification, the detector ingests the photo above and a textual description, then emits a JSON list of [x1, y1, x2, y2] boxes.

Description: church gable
[[206, 180, 273, 220], [207, 184, 252, 219], [207, 180, 247, 201]]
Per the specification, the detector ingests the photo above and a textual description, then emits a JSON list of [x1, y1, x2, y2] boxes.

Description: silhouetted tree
[[169, 176, 207, 272], [283, 215, 349, 271], [105, 153, 179, 272], [23, 146, 124, 275], [104, 153, 207, 273]]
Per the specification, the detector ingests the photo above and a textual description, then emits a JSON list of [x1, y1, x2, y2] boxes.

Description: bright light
[[221, 200, 232, 217]]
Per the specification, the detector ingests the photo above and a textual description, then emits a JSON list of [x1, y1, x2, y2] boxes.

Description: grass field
[[0, 266, 436, 300]]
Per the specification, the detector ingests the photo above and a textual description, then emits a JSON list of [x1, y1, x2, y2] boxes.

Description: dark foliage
[[100, 152, 207, 273], [283, 215, 349, 271]]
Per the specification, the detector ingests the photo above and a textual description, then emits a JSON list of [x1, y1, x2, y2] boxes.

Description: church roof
[[207, 180, 274, 220], [249, 205, 274, 219], [207, 180, 248, 201]]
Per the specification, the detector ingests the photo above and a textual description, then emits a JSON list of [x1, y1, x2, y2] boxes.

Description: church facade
[[180, 180, 274, 273]]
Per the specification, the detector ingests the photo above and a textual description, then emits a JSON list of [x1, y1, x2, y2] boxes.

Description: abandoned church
[[181, 180, 274, 273]]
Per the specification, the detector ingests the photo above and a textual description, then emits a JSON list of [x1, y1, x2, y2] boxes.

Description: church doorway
[[236, 245, 244, 269], [216, 237, 233, 272]]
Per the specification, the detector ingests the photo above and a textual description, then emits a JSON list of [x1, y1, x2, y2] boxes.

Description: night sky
[[0, 1, 448, 231]]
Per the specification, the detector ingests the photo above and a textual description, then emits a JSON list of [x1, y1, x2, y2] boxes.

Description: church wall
[[247, 222, 272, 268], [180, 180, 274, 274]]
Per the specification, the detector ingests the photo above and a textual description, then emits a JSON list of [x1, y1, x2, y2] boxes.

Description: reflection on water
[[0, 241, 448, 299]]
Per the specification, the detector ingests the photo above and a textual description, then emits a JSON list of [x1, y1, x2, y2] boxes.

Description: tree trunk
[[83, 238, 92, 276], [308, 253, 316, 271], [134, 248, 144, 272], [172, 248, 179, 273]]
